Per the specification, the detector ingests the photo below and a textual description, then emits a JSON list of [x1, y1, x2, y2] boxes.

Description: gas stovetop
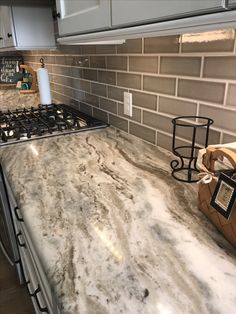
[[0, 104, 108, 146]]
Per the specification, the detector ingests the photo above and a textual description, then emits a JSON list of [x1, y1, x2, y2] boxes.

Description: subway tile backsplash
[[23, 29, 236, 151]]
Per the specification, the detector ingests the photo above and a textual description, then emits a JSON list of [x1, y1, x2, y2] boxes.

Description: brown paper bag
[[198, 147, 236, 248]]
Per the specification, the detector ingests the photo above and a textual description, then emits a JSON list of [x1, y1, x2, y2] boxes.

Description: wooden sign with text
[[0, 56, 23, 85]]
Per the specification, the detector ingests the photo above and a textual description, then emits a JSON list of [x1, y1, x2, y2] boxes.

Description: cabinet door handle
[[7, 33, 12, 38], [33, 285, 49, 313], [14, 206, 24, 222], [53, 10, 61, 20], [16, 231, 26, 247]]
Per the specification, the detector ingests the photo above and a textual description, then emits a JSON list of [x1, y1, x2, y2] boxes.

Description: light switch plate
[[124, 92, 132, 117]]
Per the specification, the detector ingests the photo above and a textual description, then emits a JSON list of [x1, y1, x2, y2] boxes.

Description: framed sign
[[210, 172, 236, 219], [0, 56, 23, 85]]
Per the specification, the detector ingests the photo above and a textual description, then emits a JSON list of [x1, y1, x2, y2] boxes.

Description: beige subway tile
[[143, 76, 176, 95], [95, 45, 116, 54], [200, 129, 221, 145], [98, 70, 116, 85], [40, 55, 55, 64], [117, 73, 141, 89], [84, 93, 99, 107], [108, 86, 128, 101], [78, 79, 90, 92], [53, 65, 71, 77], [143, 111, 172, 133], [129, 56, 158, 73], [80, 45, 96, 54], [71, 67, 82, 78], [107, 56, 127, 71], [72, 79, 90, 92], [160, 57, 201, 77], [156, 132, 173, 151], [109, 114, 128, 132], [100, 98, 117, 114], [73, 56, 89, 67], [79, 102, 92, 116], [118, 104, 141, 122], [178, 79, 225, 104], [82, 69, 98, 81], [130, 122, 156, 144], [181, 30, 235, 53], [159, 96, 197, 116], [199, 104, 236, 132], [93, 108, 109, 123], [204, 56, 236, 80], [90, 56, 106, 69], [74, 90, 85, 102], [222, 133, 236, 143], [117, 38, 142, 54], [132, 90, 157, 110], [91, 83, 107, 97], [144, 35, 180, 53], [226, 84, 236, 108], [175, 124, 220, 145], [56, 76, 72, 87]]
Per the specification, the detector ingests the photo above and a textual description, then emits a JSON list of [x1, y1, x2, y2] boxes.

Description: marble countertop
[[0, 89, 39, 111], [0, 127, 236, 314]]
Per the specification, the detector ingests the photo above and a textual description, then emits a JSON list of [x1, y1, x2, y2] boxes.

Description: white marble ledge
[[0, 127, 235, 314]]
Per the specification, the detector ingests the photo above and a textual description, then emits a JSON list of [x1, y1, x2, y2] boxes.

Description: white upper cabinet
[[0, 6, 55, 51], [56, 0, 236, 44], [56, 0, 111, 36], [111, 0, 224, 27], [229, 0, 236, 7], [1, 6, 15, 48]]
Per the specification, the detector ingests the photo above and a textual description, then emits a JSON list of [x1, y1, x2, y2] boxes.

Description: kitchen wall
[[22, 28, 236, 151]]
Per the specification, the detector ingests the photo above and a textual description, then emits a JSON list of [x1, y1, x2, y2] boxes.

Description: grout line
[[156, 95, 159, 112], [157, 55, 160, 74], [142, 38, 144, 54], [175, 78, 178, 97], [141, 74, 143, 90], [219, 132, 223, 144], [233, 32, 236, 54], [196, 102, 200, 116], [179, 34, 182, 54], [223, 82, 229, 107], [127, 56, 130, 72], [200, 56, 204, 78]]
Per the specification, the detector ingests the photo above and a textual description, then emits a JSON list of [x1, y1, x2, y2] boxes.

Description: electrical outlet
[[124, 92, 132, 117]]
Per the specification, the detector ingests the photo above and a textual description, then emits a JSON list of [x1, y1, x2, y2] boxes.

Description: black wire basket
[[170, 116, 214, 183]]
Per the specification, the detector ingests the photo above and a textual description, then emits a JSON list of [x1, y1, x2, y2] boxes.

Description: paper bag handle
[[203, 147, 236, 172]]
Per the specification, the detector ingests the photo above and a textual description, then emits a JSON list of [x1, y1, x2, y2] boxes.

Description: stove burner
[[0, 104, 108, 145]]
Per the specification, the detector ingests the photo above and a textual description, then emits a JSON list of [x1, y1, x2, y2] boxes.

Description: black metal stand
[[170, 116, 214, 183]]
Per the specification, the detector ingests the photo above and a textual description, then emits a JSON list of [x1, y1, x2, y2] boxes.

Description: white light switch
[[124, 92, 132, 117]]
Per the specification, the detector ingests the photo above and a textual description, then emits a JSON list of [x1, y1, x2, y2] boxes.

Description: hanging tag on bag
[[210, 172, 236, 219]]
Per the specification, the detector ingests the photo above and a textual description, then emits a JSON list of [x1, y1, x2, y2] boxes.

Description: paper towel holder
[[19, 64, 37, 94]]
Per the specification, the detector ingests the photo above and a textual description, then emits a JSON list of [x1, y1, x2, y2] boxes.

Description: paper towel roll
[[37, 67, 52, 105]]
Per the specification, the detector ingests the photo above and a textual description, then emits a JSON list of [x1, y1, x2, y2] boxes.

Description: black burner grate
[[0, 104, 108, 145]]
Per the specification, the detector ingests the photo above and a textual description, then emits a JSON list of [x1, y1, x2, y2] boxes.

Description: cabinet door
[[229, 0, 236, 7], [112, 0, 224, 27], [56, 0, 111, 36], [0, 8, 4, 48], [0, 6, 15, 48]]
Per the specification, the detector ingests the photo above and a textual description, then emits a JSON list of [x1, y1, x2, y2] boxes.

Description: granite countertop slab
[[0, 127, 236, 314], [0, 89, 39, 111]]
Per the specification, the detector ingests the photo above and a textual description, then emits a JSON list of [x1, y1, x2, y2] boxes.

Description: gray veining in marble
[[0, 127, 235, 314]]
